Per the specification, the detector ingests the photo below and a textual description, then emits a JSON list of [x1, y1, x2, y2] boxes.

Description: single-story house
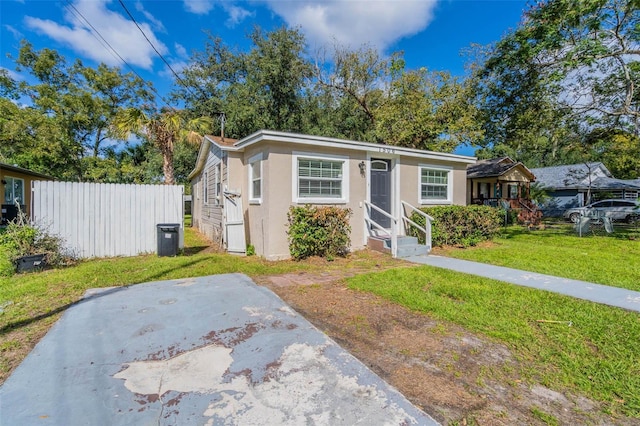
[[1, 163, 54, 224], [530, 162, 640, 217], [189, 130, 476, 260], [466, 157, 536, 209]]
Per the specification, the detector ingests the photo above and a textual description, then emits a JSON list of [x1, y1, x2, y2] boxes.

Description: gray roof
[[467, 157, 535, 180], [0, 162, 54, 180], [530, 162, 640, 190], [591, 176, 640, 190]]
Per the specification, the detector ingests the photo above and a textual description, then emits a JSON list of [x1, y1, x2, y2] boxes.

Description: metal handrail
[[401, 200, 433, 249], [363, 201, 398, 257]]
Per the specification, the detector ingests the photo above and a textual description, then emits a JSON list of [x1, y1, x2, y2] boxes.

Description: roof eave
[[0, 163, 55, 180], [231, 130, 477, 163], [187, 137, 210, 181]]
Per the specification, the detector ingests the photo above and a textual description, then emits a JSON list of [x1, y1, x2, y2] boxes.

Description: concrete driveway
[[0, 274, 437, 425]]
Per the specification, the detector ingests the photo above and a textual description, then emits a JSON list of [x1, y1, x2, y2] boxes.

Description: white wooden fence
[[31, 181, 184, 258]]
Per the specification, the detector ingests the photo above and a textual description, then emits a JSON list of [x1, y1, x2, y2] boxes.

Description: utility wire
[[117, 0, 225, 119], [64, 0, 173, 110]]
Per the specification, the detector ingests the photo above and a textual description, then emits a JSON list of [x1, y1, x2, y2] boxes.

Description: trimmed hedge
[[287, 205, 352, 260], [409, 205, 503, 247]]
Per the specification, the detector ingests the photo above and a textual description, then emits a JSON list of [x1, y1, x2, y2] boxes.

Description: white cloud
[[159, 60, 188, 79], [175, 42, 188, 59], [263, 0, 438, 51], [183, 0, 215, 15], [1, 66, 23, 82], [24, 0, 167, 70], [182, 0, 252, 26], [223, 4, 254, 27], [3, 24, 23, 39], [135, 1, 165, 32]]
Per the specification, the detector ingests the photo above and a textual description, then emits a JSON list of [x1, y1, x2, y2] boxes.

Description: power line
[[117, 0, 225, 118], [64, 0, 173, 110]]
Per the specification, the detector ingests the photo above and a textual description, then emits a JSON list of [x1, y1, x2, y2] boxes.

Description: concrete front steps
[[367, 235, 430, 259]]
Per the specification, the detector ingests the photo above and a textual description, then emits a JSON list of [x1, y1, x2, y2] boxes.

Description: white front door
[[223, 190, 246, 253]]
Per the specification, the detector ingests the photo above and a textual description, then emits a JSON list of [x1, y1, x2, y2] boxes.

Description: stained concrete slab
[[0, 274, 437, 425]]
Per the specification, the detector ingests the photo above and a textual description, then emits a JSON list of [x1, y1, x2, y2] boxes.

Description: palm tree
[[113, 107, 212, 185]]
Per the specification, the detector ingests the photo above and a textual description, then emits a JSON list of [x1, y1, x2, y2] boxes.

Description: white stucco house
[[188, 130, 476, 260]]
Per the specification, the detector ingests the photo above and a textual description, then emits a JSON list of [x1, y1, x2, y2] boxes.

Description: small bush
[[287, 205, 352, 260], [409, 205, 503, 247], [0, 214, 73, 276]]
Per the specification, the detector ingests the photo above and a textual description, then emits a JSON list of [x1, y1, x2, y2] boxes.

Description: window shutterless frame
[[248, 153, 263, 204], [203, 172, 209, 205], [3, 176, 25, 205], [292, 152, 349, 204], [419, 165, 452, 204]]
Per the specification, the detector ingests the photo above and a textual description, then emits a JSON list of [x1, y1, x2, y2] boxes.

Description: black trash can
[[157, 223, 180, 257]]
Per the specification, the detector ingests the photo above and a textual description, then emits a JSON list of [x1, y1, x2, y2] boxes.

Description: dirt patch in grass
[[255, 257, 639, 426], [2, 245, 639, 425]]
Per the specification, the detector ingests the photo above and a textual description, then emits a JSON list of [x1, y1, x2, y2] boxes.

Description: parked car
[[563, 199, 640, 223]]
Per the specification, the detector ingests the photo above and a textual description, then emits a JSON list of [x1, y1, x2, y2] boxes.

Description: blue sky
[[1, 0, 528, 100]]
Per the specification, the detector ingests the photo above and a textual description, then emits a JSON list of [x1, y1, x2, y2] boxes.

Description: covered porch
[[466, 157, 539, 220]]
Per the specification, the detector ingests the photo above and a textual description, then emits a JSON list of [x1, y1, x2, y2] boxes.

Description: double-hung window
[[248, 153, 262, 204], [293, 153, 348, 203], [3, 177, 24, 205], [214, 162, 222, 205], [203, 171, 209, 205], [419, 166, 452, 204]]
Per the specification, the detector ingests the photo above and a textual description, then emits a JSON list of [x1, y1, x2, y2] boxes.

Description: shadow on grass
[[496, 222, 640, 239], [182, 245, 209, 255], [0, 286, 128, 335], [0, 257, 214, 335], [497, 225, 575, 239]]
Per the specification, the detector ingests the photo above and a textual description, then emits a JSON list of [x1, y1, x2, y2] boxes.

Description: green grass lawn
[[1, 220, 639, 418], [348, 267, 640, 417], [348, 223, 640, 418], [435, 223, 640, 291]]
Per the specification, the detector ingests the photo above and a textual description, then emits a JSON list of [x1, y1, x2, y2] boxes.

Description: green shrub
[[0, 214, 72, 276], [409, 205, 503, 247], [287, 205, 352, 260]]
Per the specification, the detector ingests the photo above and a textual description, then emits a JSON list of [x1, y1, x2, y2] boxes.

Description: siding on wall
[[194, 144, 226, 245], [32, 181, 183, 258]]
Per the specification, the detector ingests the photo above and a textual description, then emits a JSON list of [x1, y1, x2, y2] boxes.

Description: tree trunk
[[162, 149, 175, 185]]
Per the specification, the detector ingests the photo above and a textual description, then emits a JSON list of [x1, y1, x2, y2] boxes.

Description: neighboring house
[[189, 130, 476, 260], [1, 163, 54, 224], [531, 162, 640, 217], [466, 157, 537, 209]]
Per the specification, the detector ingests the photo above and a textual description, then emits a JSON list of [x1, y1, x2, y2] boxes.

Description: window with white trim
[[293, 153, 348, 203], [3, 176, 24, 205], [419, 166, 451, 203], [249, 153, 262, 203], [213, 162, 222, 205], [203, 171, 209, 205]]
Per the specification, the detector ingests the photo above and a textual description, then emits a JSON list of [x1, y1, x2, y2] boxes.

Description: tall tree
[[112, 108, 212, 185], [474, 0, 640, 164], [316, 47, 483, 150], [175, 27, 312, 138], [376, 64, 483, 151], [0, 97, 80, 178], [1, 41, 154, 180], [315, 45, 390, 140]]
